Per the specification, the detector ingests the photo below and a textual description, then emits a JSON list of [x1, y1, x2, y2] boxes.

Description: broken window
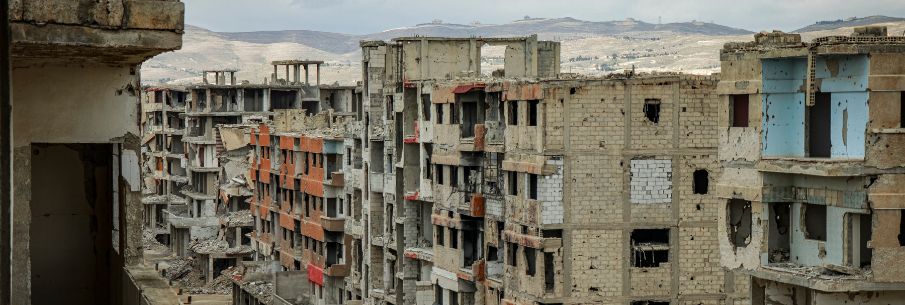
[[527, 173, 538, 200], [507, 243, 518, 266], [803, 203, 827, 241], [808, 93, 832, 158], [449, 228, 459, 249], [730, 94, 749, 127], [692, 169, 709, 195], [525, 248, 537, 276], [507, 171, 518, 196], [508, 101, 518, 125], [728, 199, 752, 247], [528, 100, 539, 126], [631, 229, 670, 268], [643, 99, 661, 124]]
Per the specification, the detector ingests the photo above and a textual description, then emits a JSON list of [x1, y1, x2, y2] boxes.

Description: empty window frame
[[631, 229, 670, 268], [544, 252, 555, 292], [527, 173, 538, 200], [435, 164, 444, 185], [449, 228, 459, 249], [728, 199, 752, 247], [507, 171, 518, 196], [525, 248, 537, 276], [528, 100, 539, 126], [508, 101, 519, 125], [643, 99, 661, 124], [899, 210, 905, 246], [730, 94, 749, 127], [803, 203, 827, 241], [507, 243, 518, 266], [450, 166, 458, 188], [692, 169, 709, 195]]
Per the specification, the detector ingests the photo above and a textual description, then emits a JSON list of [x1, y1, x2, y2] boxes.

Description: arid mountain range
[[142, 16, 905, 86]]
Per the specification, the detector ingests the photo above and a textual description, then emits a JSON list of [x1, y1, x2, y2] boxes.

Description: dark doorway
[[31, 144, 114, 305], [809, 93, 832, 158]]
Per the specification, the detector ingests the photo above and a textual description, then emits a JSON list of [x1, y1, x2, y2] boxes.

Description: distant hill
[[794, 15, 905, 32], [201, 17, 753, 54], [142, 17, 905, 86]]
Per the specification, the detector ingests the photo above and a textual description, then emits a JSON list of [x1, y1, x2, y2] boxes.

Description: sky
[[185, 0, 905, 34]]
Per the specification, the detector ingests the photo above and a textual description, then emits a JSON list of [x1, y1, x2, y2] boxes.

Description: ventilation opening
[[528, 100, 539, 126], [692, 169, 709, 194], [631, 229, 670, 268], [728, 199, 752, 247], [643, 99, 661, 123], [508, 101, 518, 125], [803, 203, 827, 241], [730, 94, 749, 127], [525, 248, 537, 276]]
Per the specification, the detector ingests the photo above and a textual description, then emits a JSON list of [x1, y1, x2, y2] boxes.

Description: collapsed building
[[716, 27, 905, 304], [1, 0, 185, 304], [141, 87, 190, 244], [322, 35, 749, 305]]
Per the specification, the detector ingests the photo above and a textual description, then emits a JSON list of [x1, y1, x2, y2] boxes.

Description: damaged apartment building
[[140, 60, 359, 294], [1, 0, 186, 304], [141, 86, 190, 244], [716, 27, 905, 304], [332, 35, 750, 305]]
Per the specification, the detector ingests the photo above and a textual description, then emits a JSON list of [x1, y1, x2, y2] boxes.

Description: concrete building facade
[[715, 27, 905, 304], [335, 35, 749, 305]]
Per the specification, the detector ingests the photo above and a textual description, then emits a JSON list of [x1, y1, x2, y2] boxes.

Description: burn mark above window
[[643, 99, 661, 124]]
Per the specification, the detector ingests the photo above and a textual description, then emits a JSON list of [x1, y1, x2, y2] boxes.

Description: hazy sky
[[185, 0, 905, 34]]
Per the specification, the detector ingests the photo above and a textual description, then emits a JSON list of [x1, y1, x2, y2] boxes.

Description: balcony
[[320, 216, 346, 232]]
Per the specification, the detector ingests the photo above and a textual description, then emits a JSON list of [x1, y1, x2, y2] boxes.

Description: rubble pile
[[142, 229, 169, 253], [223, 210, 253, 227]]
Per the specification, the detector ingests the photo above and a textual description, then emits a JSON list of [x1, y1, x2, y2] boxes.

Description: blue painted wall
[[762, 58, 807, 157], [816, 55, 869, 159], [761, 56, 869, 158]]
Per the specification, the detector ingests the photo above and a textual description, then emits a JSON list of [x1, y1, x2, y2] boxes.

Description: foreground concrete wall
[[11, 62, 145, 303]]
